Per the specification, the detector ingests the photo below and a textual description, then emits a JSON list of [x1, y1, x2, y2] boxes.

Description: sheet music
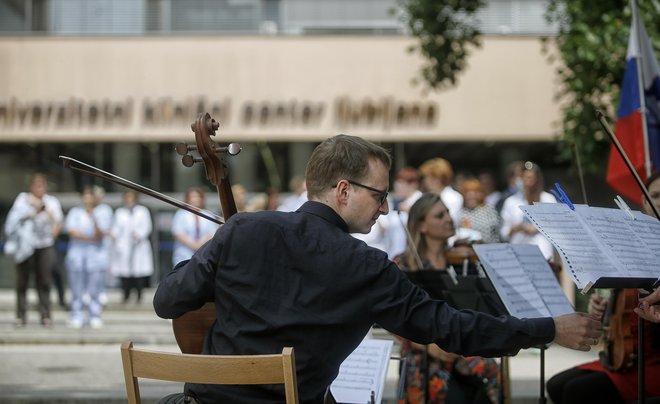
[[519, 203, 622, 289], [631, 211, 660, 264], [520, 203, 660, 289], [474, 244, 574, 318], [330, 338, 393, 404], [573, 206, 658, 278]]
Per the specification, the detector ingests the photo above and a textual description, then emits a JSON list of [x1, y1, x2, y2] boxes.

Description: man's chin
[[364, 219, 379, 233], [354, 223, 375, 234]]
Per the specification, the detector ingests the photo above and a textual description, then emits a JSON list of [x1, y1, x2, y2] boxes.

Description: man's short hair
[[305, 134, 391, 199]]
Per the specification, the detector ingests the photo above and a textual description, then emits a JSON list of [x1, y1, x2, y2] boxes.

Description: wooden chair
[[120, 341, 299, 404]]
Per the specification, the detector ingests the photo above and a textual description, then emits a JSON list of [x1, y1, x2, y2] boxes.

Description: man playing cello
[[154, 135, 602, 404]]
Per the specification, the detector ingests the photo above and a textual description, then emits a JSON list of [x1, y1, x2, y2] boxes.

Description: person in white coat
[[500, 161, 557, 261], [171, 187, 219, 267], [110, 190, 154, 304], [64, 185, 112, 328]]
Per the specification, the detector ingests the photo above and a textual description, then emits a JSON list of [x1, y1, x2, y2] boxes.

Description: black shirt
[[154, 201, 555, 404]]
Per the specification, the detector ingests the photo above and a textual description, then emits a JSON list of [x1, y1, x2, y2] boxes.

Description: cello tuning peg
[[227, 143, 241, 156], [181, 154, 202, 168], [175, 142, 197, 156], [214, 143, 242, 156]]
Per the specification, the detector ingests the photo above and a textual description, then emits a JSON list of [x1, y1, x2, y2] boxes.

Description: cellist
[[547, 171, 660, 404]]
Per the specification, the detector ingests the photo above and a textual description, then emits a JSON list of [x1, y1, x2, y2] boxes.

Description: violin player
[[393, 193, 501, 404], [153, 135, 602, 404], [635, 171, 660, 324], [547, 171, 660, 404]]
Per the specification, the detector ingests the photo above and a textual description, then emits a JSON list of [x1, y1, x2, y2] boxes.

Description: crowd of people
[[4, 147, 660, 403], [350, 158, 560, 269], [1, 172, 309, 332], [3, 178, 218, 329], [3, 178, 159, 329]]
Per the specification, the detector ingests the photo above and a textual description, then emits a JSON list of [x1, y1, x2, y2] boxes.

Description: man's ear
[[335, 180, 350, 206]]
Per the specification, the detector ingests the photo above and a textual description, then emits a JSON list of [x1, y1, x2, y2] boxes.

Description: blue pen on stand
[[552, 183, 575, 210]]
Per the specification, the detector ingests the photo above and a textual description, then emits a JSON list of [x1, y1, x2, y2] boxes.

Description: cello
[[170, 112, 241, 354], [61, 112, 241, 354]]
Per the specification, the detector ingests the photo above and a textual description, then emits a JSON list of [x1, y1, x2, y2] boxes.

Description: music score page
[[474, 244, 574, 318], [330, 338, 393, 404], [519, 203, 660, 289]]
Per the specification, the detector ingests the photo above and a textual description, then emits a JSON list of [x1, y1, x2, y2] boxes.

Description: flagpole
[[631, 0, 652, 178]]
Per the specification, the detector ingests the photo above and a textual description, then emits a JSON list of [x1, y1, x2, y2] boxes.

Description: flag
[[606, 1, 660, 204]]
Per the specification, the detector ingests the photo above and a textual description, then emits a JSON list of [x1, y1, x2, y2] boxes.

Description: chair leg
[[121, 341, 141, 404]]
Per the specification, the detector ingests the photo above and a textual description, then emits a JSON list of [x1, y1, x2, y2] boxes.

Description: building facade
[[1, 0, 601, 285]]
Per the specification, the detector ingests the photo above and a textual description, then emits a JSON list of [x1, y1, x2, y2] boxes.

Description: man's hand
[[552, 312, 602, 351], [634, 288, 660, 323]]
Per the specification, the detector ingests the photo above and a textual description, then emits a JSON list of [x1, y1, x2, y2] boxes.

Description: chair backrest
[[120, 341, 299, 404]]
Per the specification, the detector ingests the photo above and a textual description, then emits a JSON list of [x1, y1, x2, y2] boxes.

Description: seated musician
[[393, 193, 500, 404], [153, 134, 601, 404], [547, 171, 660, 404], [635, 171, 660, 324]]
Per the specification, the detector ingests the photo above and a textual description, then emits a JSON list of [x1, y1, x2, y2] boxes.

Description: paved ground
[[0, 288, 599, 403]]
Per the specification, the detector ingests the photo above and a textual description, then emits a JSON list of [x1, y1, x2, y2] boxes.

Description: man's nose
[[380, 199, 389, 215]]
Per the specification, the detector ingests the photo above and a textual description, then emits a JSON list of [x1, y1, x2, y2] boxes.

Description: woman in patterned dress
[[394, 193, 501, 404], [456, 179, 501, 244]]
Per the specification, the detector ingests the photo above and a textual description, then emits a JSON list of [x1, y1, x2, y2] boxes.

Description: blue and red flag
[[606, 2, 660, 204]]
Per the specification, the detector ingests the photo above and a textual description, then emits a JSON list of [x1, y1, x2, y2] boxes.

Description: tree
[[402, 0, 660, 175], [544, 0, 660, 173], [399, 0, 486, 90]]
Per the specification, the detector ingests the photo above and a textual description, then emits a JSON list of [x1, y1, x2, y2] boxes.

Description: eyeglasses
[[347, 179, 389, 206]]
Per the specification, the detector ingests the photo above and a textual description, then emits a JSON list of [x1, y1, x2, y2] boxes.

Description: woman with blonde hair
[[394, 193, 500, 404]]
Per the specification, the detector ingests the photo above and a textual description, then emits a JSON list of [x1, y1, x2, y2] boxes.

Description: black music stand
[[403, 271, 510, 402], [403, 271, 507, 317], [405, 269, 557, 404]]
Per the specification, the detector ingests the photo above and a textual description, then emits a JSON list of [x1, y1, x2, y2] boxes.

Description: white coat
[[500, 190, 557, 260], [110, 204, 154, 278]]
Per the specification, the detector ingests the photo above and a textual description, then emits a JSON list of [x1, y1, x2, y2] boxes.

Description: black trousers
[[155, 393, 201, 404], [16, 246, 55, 321], [546, 368, 623, 404], [51, 258, 67, 307], [120, 276, 148, 302]]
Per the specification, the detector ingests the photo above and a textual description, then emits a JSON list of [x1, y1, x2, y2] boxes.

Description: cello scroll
[[176, 112, 241, 219]]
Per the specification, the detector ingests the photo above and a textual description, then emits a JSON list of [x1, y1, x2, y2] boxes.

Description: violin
[[600, 289, 637, 371], [171, 112, 241, 354], [446, 241, 480, 277], [446, 242, 479, 267]]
